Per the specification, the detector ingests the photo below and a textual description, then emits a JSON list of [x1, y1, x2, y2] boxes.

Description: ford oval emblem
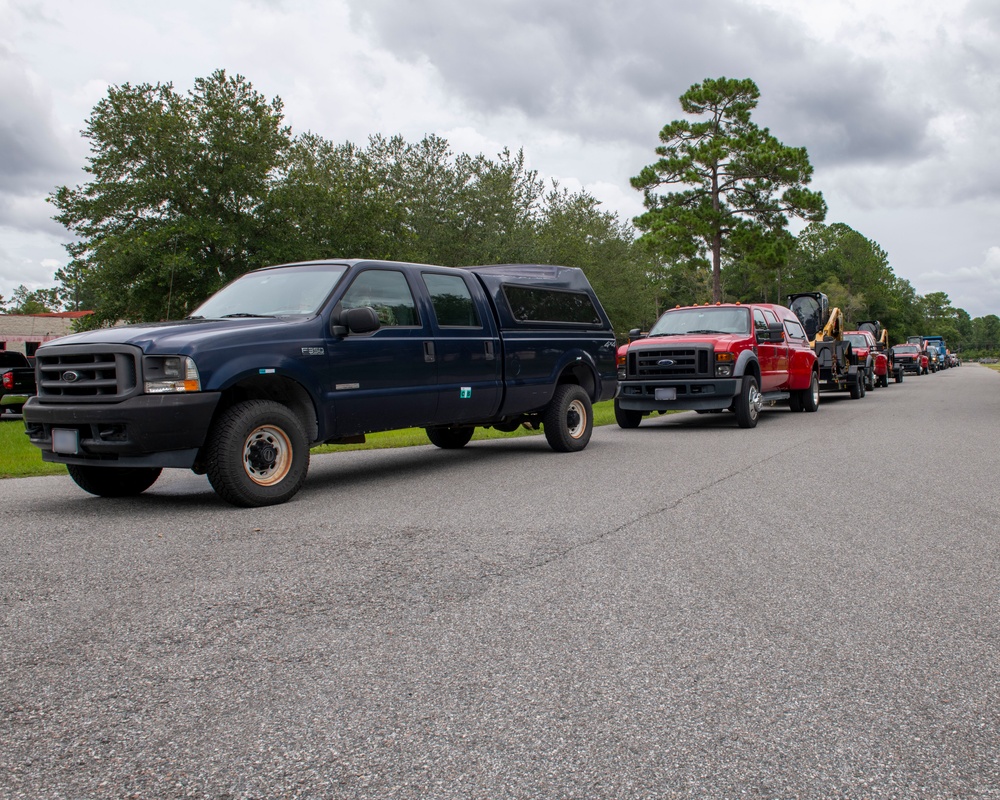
[[657, 359, 675, 366], [62, 370, 80, 382]]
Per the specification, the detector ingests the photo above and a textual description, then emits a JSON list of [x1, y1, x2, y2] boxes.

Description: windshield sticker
[[460, 387, 472, 399]]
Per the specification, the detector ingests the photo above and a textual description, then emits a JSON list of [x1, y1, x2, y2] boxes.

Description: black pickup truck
[[24, 259, 617, 506], [1, 351, 36, 416]]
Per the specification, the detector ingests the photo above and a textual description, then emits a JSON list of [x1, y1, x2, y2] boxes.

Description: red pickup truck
[[843, 330, 878, 391], [614, 302, 820, 429]]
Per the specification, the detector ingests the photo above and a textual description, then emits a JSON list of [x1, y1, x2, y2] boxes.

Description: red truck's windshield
[[648, 306, 751, 337]]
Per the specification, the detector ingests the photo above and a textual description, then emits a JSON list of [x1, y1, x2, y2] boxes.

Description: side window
[[784, 318, 808, 341], [422, 273, 481, 328], [752, 308, 768, 334], [340, 270, 419, 327]]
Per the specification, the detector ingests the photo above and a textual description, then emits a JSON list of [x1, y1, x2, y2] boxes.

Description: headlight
[[715, 351, 735, 377], [143, 356, 201, 394]]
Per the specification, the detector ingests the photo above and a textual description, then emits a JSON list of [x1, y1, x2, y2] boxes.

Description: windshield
[[894, 346, 918, 354], [191, 264, 348, 319], [844, 334, 869, 348], [648, 306, 751, 336]]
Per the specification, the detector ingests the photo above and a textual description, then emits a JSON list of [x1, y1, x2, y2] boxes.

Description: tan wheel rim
[[242, 425, 293, 486]]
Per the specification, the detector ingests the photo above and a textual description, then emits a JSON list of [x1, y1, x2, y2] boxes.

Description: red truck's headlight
[[715, 352, 735, 377]]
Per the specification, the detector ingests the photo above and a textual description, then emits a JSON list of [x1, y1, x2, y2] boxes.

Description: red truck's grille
[[630, 347, 711, 378], [35, 344, 140, 402]]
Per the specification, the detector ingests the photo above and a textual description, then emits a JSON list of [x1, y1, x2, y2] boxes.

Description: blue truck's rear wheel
[[543, 385, 593, 452], [425, 426, 474, 449], [206, 400, 309, 507], [66, 465, 162, 497]]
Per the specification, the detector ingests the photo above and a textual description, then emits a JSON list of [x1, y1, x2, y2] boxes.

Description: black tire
[[614, 398, 643, 429], [205, 400, 309, 507], [66, 464, 162, 497], [425, 426, 475, 449], [544, 385, 593, 452], [895, 371, 903, 384], [879, 373, 888, 388], [788, 392, 803, 412], [734, 375, 761, 429], [850, 374, 863, 399], [865, 366, 875, 391], [802, 372, 820, 412]]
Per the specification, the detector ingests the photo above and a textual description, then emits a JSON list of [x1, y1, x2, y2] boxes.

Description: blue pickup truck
[[24, 259, 617, 506]]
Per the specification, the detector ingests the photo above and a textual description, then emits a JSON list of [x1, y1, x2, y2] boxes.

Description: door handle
[[424, 341, 436, 362], [484, 341, 495, 360]]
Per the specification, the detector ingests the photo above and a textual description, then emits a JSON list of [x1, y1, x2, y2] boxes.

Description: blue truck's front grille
[[35, 345, 139, 402]]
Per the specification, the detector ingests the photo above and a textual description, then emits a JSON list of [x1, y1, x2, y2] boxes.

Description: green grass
[[0, 400, 619, 479], [311, 399, 618, 454], [0, 417, 67, 478]]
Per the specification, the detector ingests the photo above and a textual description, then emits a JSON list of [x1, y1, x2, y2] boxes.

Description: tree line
[[4, 69, 998, 355]]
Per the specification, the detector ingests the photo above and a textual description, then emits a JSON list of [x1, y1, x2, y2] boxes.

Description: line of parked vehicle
[[613, 289, 957, 430], [9, 260, 964, 507]]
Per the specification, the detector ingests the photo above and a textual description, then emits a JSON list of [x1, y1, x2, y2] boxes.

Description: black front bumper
[[617, 377, 742, 412], [23, 392, 222, 468]]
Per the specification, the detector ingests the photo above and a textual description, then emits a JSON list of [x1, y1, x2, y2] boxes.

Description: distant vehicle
[[844, 331, 878, 391], [1, 351, 36, 415], [890, 344, 924, 376], [919, 335, 949, 369], [926, 345, 943, 372]]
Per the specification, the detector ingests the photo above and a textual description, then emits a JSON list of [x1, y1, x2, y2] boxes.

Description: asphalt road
[[2, 365, 998, 799]]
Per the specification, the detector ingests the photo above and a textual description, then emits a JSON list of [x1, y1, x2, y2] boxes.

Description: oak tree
[[50, 70, 291, 324]]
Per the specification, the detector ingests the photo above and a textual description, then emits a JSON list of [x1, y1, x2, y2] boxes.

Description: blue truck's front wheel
[[206, 400, 310, 507]]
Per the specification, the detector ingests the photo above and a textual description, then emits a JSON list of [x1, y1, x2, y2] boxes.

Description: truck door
[[325, 267, 438, 435], [761, 308, 789, 389], [420, 270, 502, 423], [753, 308, 785, 392]]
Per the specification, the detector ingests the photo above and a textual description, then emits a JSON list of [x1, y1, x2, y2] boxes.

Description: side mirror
[[628, 328, 644, 343], [758, 321, 784, 343], [333, 306, 381, 336]]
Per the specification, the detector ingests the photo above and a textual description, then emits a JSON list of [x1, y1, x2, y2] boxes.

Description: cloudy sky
[[2, 0, 1000, 317]]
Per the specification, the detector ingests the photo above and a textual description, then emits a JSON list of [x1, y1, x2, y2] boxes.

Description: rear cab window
[[502, 285, 603, 325]]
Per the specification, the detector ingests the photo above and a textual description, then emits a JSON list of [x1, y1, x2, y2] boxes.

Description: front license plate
[[654, 387, 677, 401], [52, 428, 79, 455]]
